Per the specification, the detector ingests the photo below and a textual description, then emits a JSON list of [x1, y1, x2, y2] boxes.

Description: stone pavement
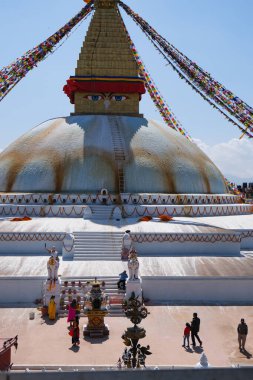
[[0, 306, 253, 367]]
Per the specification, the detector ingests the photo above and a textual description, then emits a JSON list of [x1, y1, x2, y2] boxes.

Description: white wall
[[135, 240, 240, 257], [142, 277, 253, 303], [0, 240, 62, 255], [0, 277, 45, 303]]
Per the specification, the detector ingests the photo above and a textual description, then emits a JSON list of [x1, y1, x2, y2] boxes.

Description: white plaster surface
[[0, 116, 227, 194], [1, 255, 253, 278], [0, 214, 252, 234]]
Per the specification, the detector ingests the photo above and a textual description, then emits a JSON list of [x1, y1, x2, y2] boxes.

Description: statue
[[127, 249, 139, 280], [121, 230, 133, 260], [45, 244, 58, 260], [47, 255, 59, 290]]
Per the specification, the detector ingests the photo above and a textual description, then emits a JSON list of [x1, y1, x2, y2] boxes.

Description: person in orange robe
[[48, 295, 56, 320]]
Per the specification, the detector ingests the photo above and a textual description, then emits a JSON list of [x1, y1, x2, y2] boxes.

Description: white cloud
[[193, 137, 253, 183]]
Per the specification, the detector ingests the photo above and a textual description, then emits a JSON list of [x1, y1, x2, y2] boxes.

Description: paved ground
[[1, 306, 253, 367]]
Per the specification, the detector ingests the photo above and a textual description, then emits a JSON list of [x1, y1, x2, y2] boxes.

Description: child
[[182, 322, 191, 348], [70, 320, 80, 347]]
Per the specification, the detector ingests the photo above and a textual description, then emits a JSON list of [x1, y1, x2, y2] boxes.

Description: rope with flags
[[119, 1, 253, 139], [118, 13, 191, 140], [0, 1, 94, 102]]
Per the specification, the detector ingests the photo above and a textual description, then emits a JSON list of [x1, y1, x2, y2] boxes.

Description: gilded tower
[[64, 0, 145, 115]]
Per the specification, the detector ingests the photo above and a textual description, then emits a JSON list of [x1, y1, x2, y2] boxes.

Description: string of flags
[[0, 1, 94, 102], [119, 1, 253, 139], [120, 17, 191, 140]]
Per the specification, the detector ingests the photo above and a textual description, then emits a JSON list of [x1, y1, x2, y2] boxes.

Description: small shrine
[[83, 278, 109, 338]]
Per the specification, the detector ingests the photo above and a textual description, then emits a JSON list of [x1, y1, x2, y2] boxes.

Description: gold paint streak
[[131, 147, 176, 193], [1, 120, 63, 192]]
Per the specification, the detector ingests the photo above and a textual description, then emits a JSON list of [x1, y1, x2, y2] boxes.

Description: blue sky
[[0, 0, 252, 182]]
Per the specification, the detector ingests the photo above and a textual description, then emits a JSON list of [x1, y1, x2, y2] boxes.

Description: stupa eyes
[[84, 94, 128, 102], [87, 95, 102, 102], [111, 95, 127, 102]]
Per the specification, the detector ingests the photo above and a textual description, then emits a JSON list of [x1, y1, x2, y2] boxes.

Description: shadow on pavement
[[241, 348, 252, 359], [83, 336, 109, 344], [69, 345, 80, 353]]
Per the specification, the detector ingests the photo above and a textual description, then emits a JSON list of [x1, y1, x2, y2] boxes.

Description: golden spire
[[64, 0, 145, 115]]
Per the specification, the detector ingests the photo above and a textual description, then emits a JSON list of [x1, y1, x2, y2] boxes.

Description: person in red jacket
[[182, 322, 191, 348]]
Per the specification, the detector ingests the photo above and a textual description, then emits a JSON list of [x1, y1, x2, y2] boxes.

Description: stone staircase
[[73, 231, 123, 261], [90, 205, 115, 220], [58, 277, 125, 317], [109, 116, 126, 193]]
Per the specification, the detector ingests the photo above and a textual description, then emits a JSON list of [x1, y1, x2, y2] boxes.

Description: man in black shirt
[[191, 312, 203, 347], [237, 318, 248, 351]]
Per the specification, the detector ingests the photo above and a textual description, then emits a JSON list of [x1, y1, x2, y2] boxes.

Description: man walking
[[191, 312, 203, 347], [237, 318, 248, 351]]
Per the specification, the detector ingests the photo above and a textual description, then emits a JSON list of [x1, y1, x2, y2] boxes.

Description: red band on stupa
[[63, 77, 146, 104]]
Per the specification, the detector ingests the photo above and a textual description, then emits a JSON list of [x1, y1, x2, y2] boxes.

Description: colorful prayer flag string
[[119, 1, 253, 139], [0, 1, 94, 102], [118, 11, 192, 140]]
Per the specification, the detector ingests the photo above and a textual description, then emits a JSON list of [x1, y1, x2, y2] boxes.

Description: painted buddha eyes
[[87, 95, 102, 101], [84, 94, 128, 102], [111, 95, 127, 102]]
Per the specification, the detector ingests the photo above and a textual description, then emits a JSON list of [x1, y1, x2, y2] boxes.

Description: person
[[182, 322, 191, 348], [48, 295, 56, 320], [70, 320, 80, 347], [101, 281, 106, 291], [237, 318, 248, 351], [117, 270, 128, 290], [191, 312, 202, 347], [67, 299, 77, 328]]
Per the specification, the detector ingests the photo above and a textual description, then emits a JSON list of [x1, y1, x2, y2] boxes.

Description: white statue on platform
[[45, 244, 58, 260], [127, 249, 139, 281], [121, 230, 133, 260], [47, 256, 59, 282]]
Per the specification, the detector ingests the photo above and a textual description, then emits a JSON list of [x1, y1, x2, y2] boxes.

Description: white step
[[72, 231, 123, 261]]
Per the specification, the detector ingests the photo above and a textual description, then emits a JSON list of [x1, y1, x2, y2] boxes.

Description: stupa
[[0, 0, 227, 195], [0, 0, 252, 308]]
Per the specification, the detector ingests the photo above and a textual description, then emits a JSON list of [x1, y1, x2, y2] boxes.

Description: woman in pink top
[[67, 299, 77, 327]]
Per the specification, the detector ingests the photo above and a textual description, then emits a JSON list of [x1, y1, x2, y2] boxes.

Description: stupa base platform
[[0, 203, 251, 219], [1, 254, 253, 305], [0, 215, 252, 257]]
